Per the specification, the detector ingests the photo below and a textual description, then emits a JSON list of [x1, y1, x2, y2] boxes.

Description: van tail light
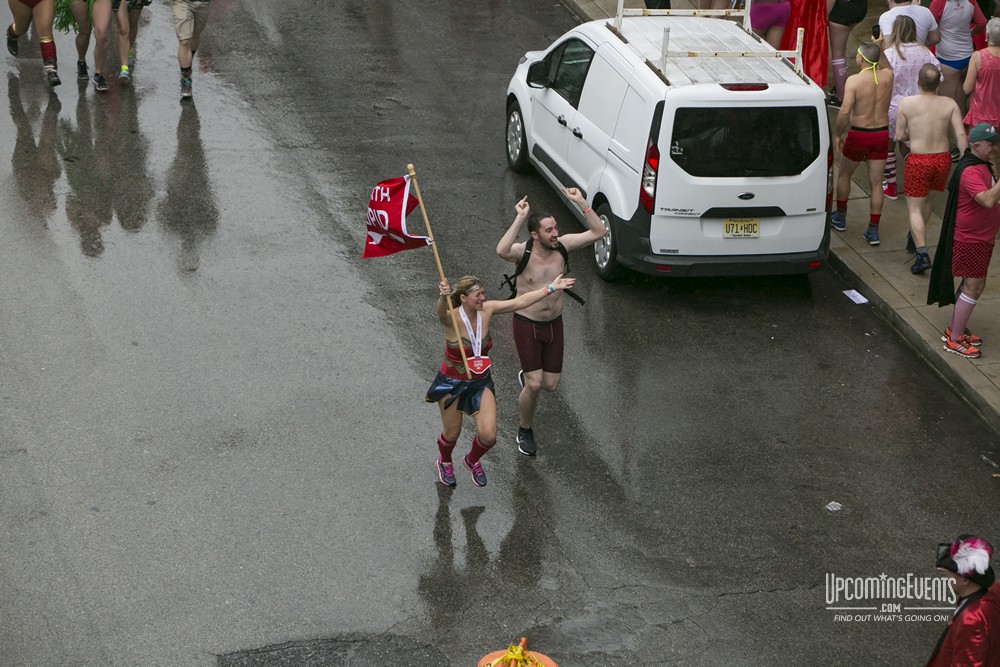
[[640, 139, 659, 214], [826, 139, 834, 212]]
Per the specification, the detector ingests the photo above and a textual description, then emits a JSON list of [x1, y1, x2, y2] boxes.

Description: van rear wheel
[[593, 203, 622, 281], [506, 100, 531, 173]]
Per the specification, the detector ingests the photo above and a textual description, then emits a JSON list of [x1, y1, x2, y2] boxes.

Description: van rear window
[[669, 107, 820, 178]]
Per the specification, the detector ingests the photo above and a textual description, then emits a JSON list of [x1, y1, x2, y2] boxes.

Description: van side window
[[669, 107, 820, 178], [547, 39, 595, 109]]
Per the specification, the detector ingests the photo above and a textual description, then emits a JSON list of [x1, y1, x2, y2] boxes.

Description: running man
[[896, 63, 968, 274], [495, 188, 605, 456], [171, 0, 210, 99], [831, 41, 895, 246]]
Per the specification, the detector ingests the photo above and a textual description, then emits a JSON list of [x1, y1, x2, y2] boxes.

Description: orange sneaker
[[942, 327, 982, 347], [943, 335, 982, 359]]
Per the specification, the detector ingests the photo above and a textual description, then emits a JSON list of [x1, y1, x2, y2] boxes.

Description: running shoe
[[127, 47, 136, 70], [436, 457, 456, 487], [517, 369, 525, 389], [6, 25, 16, 56], [905, 231, 916, 254], [826, 95, 842, 109], [46, 69, 61, 87], [463, 455, 487, 487], [863, 226, 880, 246], [93, 73, 109, 92], [943, 335, 981, 359], [911, 251, 932, 275], [76, 60, 88, 80], [119, 66, 130, 83], [829, 210, 846, 232], [516, 427, 537, 457], [882, 180, 898, 200], [942, 327, 982, 347], [180, 76, 192, 99], [951, 148, 962, 162]]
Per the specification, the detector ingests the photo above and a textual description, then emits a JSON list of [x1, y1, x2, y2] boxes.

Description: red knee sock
[[39, 39, 56, 69], [869, 214, 881, 227], [467, 434, 493, 464], [436, 433, 456, 463]]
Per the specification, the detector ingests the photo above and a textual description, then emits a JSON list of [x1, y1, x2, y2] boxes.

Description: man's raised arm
[[558, 187, 607, 252], [497, 196, 529, 262]]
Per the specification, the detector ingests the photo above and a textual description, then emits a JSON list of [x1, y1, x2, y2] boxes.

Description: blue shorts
[[938, 56, 971, 71], [425, 371, 494, 416]]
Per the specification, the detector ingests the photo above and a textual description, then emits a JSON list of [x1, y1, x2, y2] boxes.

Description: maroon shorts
[[16, 0, 44, 6], [952, 240, 995, 278], [513, 314, 564, 374], [904, 152, 951, 197], [842, 127, 889, 162]]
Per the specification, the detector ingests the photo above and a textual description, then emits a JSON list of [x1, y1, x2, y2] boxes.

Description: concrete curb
[[828, 242, 1000, 434]]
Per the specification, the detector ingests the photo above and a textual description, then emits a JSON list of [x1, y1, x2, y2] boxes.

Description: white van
[[505, 4, 832, 279]]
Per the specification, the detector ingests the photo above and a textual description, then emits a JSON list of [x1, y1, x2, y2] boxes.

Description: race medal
[[457, 307, 490, 376], [469, 356, 491, 375]]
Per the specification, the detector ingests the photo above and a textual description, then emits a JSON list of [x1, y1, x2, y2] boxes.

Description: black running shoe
[[76, 60, 88, 80], [911, 251, 932, 275], [93, 72, 109, 92], [6, 25, 17, 56], [46, 69, 61, 87], [516, 427, 537, 457], [826, 95, 842, 109]]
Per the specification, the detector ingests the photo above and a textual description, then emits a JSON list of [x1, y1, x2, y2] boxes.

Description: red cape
[[780, 0, 829, 88]]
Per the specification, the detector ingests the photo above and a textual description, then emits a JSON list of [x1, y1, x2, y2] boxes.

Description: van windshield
[[669, 107, 820, 178]]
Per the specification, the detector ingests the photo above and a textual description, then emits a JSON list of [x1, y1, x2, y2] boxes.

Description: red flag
[[780, 0, 828, 89], [362, 176, 431, 258]]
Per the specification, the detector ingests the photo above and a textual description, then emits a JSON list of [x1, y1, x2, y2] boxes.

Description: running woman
[[6, 0, 61, 86], [427, 274, 575, 488]]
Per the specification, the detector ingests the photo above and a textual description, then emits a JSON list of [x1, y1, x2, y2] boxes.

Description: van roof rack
[[609, 0, 804, 78]]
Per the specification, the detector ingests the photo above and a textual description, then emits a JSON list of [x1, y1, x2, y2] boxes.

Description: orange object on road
[[477, 637, 558, 667]]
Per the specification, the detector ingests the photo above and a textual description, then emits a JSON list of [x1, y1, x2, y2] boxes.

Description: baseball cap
[[969, 123, 1000, 143]]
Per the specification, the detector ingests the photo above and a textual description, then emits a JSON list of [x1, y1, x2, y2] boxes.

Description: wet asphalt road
[[1, 1, 998, 665]]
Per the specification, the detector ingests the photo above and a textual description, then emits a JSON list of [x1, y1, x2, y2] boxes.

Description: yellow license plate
[[724, 218, 759, 238]]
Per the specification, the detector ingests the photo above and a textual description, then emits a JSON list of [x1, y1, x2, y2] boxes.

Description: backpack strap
[[498, 238, 585, 305]]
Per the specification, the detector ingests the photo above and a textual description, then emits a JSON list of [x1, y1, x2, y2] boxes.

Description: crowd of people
[[828, 2, 1000, 364], [4, 0, 212, 99]]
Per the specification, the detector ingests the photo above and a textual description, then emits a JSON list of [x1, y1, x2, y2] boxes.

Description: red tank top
[[440, 333, 493, 379], [966, 50, 1000, 127]]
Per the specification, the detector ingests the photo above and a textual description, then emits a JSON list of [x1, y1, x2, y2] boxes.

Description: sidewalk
[[563, 0, 1000, 433]]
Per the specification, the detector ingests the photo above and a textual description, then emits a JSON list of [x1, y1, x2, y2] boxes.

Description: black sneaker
[[826, 94, 842, 109], [6, 25, 17, 56], [905, 231, 916, 254], [93, 73, 109, 92], [911, 251, 932, 275], [76, 60, 88, 80], [180, 76, 192, 99], [517, 369, 525, 389], [516, 427, 537, 457], [46, 69, 61, 87], [951, 148, 961, 162], [463, 455, 487, 487]]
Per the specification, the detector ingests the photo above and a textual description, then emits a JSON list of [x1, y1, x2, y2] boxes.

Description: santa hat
[[937, 535, 996, 589]]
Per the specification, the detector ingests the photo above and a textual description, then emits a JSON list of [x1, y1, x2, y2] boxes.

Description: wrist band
[[582, 207, 592, 215], [545, 284, 555, 295]]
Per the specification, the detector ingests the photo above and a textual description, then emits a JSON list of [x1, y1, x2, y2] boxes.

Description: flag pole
[[407, 163, 472, 380]]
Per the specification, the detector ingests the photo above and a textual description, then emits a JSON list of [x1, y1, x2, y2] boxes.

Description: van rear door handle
[[557, 115, 567, 126], [572, 127, 583, 138]]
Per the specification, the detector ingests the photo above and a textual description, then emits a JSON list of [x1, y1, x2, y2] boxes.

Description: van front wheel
[[506, 100, 531, 174], [593, 204, 622, 281]]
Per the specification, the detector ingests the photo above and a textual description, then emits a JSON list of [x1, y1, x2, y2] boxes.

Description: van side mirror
[[527, 61, 550, 88]]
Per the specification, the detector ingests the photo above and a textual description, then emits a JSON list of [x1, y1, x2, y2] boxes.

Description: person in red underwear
[[427, 274, 575, 488], [495, 188, 605, 457], [6, 0, 60, 86], [896, 63, 968, 274], [750, 0, 790, 49], [831, 42, 894, 246]]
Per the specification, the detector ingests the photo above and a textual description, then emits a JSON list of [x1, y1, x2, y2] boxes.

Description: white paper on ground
[[842, 289, 868, 304]]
